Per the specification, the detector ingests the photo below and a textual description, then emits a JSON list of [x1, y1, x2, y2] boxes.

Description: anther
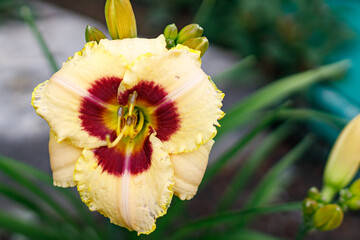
[[116, 106, 124, 135], [126, 116, 133, 125], [117, 106, 124, 117], [128, 91, 138, 116]]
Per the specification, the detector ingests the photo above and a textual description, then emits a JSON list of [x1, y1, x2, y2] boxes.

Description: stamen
[[128, 91, 138, 116], [126, 116, 133, 125], [116, 107, 124, 135], [106, 125, 128, 148]]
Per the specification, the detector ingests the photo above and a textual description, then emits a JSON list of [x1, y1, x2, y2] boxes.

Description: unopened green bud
[[347, 197, 360, 210], [313, 204, 343, 231], [182, 37, 209, 57], [105, 0, 137, 40], [303, 198, 318, 216], [85, 25, 107, 43], [307, 187, 321, 200], [339, 189, 352, 201], [349, 178, 360, 195], [177, 24, 203, 44], [165, 39, 176, 49], [164, 23, 178, 41], [345, 179, 360, 210]]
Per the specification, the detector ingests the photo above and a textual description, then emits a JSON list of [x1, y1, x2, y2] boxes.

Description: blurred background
[[1, 0, 360, 239]]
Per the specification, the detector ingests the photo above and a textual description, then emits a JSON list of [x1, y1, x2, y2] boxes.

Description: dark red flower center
[[79, 77, 180, 175]]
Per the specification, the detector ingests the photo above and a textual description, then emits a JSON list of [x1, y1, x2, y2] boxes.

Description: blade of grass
[[20, 6, 58, 72], [245, 135, 313, 209], [0, 211, 61, 240], [217, 122, 295, 211], [198, 229, 285, 240], [202, 108, 280, 185], [276, 108, 348, 129], [169, 202, 301, 240], [0, 156, 81, 229], [0, 155, 99, 234], [0, 184, 58, 224], [217, 60, 350, 138]]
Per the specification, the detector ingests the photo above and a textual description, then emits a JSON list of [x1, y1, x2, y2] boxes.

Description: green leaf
[[245, 135, 313, 209], [217, 60, 350, 138], [0, 211, 61, 240], [0, 155, 105, 240], [169, 202, 301, 240], [0, 156, 77, 223], [203, 108, 280, 185], [276, 108, 347, 129], [0, 184, 57, 224], [199, 229, 285, 240], [217, 122, 295, 211], [222, 229, 285, 240]]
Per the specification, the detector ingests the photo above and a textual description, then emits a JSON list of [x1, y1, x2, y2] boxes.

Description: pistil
[[106, 91, 141, 148]]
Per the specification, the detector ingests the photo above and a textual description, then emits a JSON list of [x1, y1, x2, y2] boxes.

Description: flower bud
[[313, 204, 343, 231], [177, 24, 203, 44], [181, 37, 209, 57], [346, 179, 360, 210], [85, 25, 107, 43], [164, 23, 178, 41], [307, 187, 321, 200], [322, 114, 360, 202], [105, 0, 137, 40], [349, 178, 360, 195], [347, 197, 360, 211], [303, 198, 318, 216]]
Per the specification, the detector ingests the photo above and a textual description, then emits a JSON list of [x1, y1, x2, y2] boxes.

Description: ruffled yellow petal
[[32, 42, 128, 148], [49, 131, 83, 188], [100, 35, 167, 64], [171, 140, 214, 200], [73, 134, 174, 234], [119, 46, 224, 154]]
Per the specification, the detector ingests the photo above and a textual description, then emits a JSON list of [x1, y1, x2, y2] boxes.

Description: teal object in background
[[309, 0, 360, 142]]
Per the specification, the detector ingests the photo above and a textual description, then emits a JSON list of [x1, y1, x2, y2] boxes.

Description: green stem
[[20, 6, 58, 72], [321, 185, 337, 203], [295, 222, 311, 240]]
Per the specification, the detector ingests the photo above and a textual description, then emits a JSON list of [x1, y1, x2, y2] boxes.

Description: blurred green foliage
[[0, 0, 26, 24], [139, 0, 353, 78]]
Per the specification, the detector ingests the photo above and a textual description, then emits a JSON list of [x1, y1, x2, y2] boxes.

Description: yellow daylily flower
[[32, 35, 224, 234]]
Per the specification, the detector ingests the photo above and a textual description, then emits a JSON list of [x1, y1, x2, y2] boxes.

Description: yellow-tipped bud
[[105, 0, 137, 40], [177, 24, 203, 44], [303, 198, 318, 216], [85, 25, 107, 43], [182, 37, 209, 57], [164, 23, 178, 40], [313, 204, 343, 231], [164, 23, 178, 49], [322, 114, 360, 202]]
